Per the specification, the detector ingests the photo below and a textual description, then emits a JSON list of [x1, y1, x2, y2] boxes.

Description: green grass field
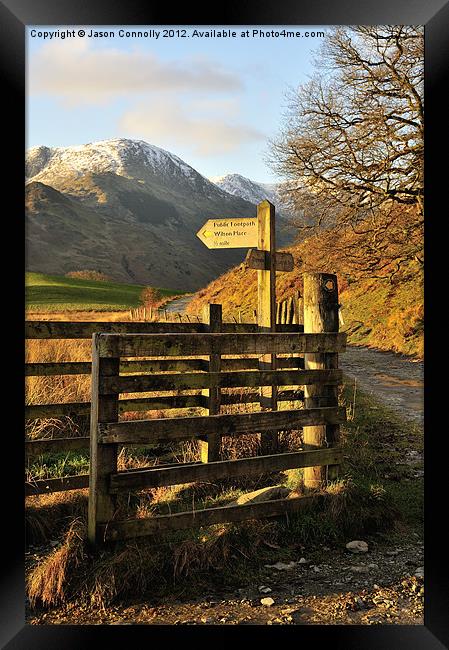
[[25, 272, 183, 311]]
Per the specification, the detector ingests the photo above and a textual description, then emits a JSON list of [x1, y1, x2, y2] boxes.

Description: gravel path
[[28, 538, 424, 626], [341, 346, 423, 427], [164, 295, 195, 314]]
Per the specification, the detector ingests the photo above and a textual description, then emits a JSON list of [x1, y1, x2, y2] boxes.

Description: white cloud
[[29, 39, 243, 106], [119, 102, 265, 156]]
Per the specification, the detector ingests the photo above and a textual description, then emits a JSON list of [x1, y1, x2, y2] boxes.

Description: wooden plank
[[97, 332, 346, 358], [245, 249, 294, 272], [281, 300, 288, 325], [214, 356, 305, 371], [25, 362, 92, 376], [287, 297, 295, 324], [25, 394, 208, 420], [99, 406, 346, 445], [26, 437, 90, 456], [119, 395, 206, 412], [257, 200, 278, 454], [110, 448, 343, 492], [100, 368, 342, 394], [25, 390, 303, 430], [25, 320, 303, 340], [99, 493, 328, 540], [25, 321, 207, 339], [219, 323, 257, 333], [25, 402, 90, 419], [220, 389, 304, 405], [297, 295, 304, 326], [25, 474, 89, 495], [276, 324, 304, 333], [25, 385, 307, 421], [120, 359, 208, 373]]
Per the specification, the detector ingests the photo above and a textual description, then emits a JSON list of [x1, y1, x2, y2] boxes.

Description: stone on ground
[[346, 540, 369, 554], [228, 486, 291, 506]]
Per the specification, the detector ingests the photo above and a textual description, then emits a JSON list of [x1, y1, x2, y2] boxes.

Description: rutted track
[[164, 294, 195, 314], [340, 347, 423, 427]]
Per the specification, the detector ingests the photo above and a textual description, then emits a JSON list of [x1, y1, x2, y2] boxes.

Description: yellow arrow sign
[[196, 218, 258, 249]]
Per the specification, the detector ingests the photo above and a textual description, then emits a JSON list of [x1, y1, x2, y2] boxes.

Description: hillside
[[186, 237, 423, 359], [25, 271, 181, 312], [25, 139, 293, 292]]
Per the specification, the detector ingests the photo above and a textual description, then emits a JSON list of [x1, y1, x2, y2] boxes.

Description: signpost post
[[254, 200, 278, 454], [196, 200, 294, 457]]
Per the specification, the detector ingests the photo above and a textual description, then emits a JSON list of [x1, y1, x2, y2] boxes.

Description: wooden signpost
[[197, 200, 294, 456]]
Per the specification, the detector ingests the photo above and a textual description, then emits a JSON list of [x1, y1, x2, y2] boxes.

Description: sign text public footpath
[[196, 218, 258, 249]]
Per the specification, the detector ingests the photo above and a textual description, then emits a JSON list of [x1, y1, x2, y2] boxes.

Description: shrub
[[140, 286, 163, 308], [65, 270, 112, 282]]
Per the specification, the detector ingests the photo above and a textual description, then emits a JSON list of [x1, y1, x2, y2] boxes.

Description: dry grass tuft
[[27, 518, 86, 607], [220, 433, 260, 460], [26, 491, 88, 545], [172, 525, 231, 579], [85, 543, 164, 608]]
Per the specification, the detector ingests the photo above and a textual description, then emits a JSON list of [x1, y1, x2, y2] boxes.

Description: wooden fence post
[[297, 293, 304, 326], [287, 296, 294, 324], [199, 303, 222, 462], [281, 299, 287, 325], [257, 200, 278, 455], [88, 333, 120, 545], [302, 273, 340, 489]]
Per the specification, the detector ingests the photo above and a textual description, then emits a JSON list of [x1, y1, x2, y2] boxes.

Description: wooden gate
[[88, 327, 346, 545]]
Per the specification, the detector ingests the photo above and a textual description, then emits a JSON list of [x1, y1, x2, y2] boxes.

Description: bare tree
[[269, 26, 423, 277]]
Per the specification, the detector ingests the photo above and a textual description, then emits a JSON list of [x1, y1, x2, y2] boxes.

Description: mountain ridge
[[209, 173, 278, 204], [25, 138, 294, 291]]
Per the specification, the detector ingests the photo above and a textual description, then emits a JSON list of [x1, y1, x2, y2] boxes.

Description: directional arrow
[[196, 218, 258, 249]]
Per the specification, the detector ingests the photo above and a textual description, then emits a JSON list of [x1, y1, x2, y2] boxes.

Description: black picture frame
[[2, 0, 447, 647]]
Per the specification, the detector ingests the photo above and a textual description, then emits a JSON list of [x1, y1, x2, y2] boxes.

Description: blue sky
[[26, 26, 329, 183]]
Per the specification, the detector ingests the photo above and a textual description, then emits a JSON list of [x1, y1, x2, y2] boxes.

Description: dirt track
[[341, 346, 423, 426]]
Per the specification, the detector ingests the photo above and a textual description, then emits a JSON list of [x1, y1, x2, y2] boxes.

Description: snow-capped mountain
[[27, 139, 229, 198], [209, 172, 297, 222], [209, 173, 298, 244], [25, 139, 293, 290], [209, 173, 281, 206]]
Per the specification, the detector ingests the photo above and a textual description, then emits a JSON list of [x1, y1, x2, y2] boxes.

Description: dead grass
[[27, 518, 86, 607], [26, 490, 88, 545], [26, 477, 400, 610]]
